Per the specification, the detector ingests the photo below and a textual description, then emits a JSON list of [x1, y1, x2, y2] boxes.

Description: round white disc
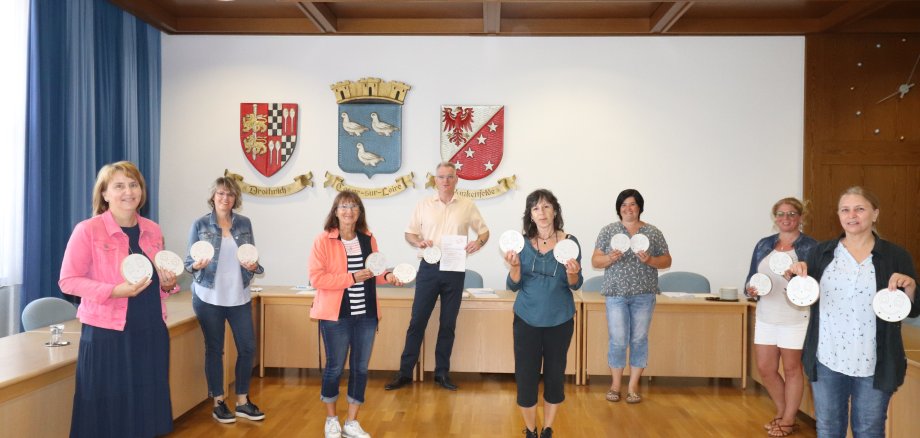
[[393, 263, 417, 284], [786, 275, 819, 307], [630, 234, 650, 253], [769, 252, 793, 276], [154, 250, 184, 276], [553, 239, 580, 264], [872, 288, 912, 322], [121, 253, 153, 285], [423, 246, 441, 264], [610, 233, 631, 252], [237, 243, 259, 265], [749, 273, 773, 296], [499, 230, 525, 254], [190, 241, 215, 263], [366, 252, 387, 276]]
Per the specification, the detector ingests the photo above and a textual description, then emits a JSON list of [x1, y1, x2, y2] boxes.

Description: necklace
[[537, 230, 556, 245]]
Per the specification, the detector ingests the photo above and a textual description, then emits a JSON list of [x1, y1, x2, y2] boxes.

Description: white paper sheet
[[439, 235, 467, 272]]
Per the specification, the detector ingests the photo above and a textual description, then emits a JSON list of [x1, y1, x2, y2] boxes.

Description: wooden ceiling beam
[[650, 1, 694, 34], [816, 0, 892, 32], [483, 1, 501, 34], [175, 18, 322, 35], [500, 18, 649, 35], [669, 18, 814, 35], [837, 18, 920, 33], [108, 0, 177, 33], [298, 2, 338, 33]]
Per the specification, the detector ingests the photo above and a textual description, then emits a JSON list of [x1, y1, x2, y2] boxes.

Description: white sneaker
[[325, 416, 342, 438], [343, 419, 371, 438]]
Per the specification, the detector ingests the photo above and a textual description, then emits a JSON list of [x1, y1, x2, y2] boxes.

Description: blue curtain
[[22, 0, 161, 313]]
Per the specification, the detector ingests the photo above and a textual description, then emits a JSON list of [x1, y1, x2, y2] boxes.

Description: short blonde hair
[[772, 197, 808, 226], [92, 161, 147, 216], [207, 176, 243, 211]]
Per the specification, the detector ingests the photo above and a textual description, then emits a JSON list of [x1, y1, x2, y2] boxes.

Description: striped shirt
[[342, 237, 367, 316]]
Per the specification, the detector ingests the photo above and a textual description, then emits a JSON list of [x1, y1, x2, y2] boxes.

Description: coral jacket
[[309, 228, 389, 321]]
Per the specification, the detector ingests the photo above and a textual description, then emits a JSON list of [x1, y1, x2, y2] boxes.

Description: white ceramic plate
[[749, 273, 773, 296], [499, 230, 525, 254], [610, 233, 631, 252], [237, 243, 259, 264], [423, 246, 442, 264], [553, 239, 580, 264], [786, 275, 819, 306], [190, 241, 215, 263], [121, 253, 153, 285], [872, 289, 912, 322], [393, 263, 417, 284], [366, 252, 387, 276], [630, 234, 650, 253], [769, 252, 793, 276], [154, 250, 184, 276]]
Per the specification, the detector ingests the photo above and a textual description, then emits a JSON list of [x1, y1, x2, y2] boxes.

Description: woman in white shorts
[[744, 198, 817, 437]]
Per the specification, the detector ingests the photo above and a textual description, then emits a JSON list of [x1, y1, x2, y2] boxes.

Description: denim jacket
[[184, 211, 263, 288], [744, 232, 818, 294]]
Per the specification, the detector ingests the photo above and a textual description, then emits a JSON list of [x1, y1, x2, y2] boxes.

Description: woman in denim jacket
[[184, 176, 265, 424], [743, 197, 817, 437]]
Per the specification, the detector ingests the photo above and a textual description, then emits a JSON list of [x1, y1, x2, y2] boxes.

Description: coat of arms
[[240, 103, 298, 177], [331, 78, 410, 178], [440, 105, 505, 180]]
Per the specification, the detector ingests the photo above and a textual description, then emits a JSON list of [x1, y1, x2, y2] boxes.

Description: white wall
[[160, 35, 804, 292]]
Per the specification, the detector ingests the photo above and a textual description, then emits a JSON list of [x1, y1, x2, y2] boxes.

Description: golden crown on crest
[[330, 77, 411, 104]]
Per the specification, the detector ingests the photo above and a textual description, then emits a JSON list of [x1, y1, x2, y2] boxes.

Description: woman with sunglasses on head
[[505, 189, 582, 438], [744, 197, 817, 437], [591, 188, 671, 405]]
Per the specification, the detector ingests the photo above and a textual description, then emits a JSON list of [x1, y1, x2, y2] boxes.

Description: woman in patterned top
[[790, 187, 917, 438], [591, 189, 671, 405], [743, 197, 817, 437], [309, 191, 403, 438]]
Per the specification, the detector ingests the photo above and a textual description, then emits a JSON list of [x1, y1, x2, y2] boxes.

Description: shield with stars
[[240, 102, 298, 177], [440, 105, 504, 180]]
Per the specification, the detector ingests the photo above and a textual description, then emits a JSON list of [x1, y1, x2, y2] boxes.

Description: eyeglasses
[[531, 256, 559, 278], [215, 191, 236, 198], [775, 211, 799, 218], [337, 204, 360, 210]]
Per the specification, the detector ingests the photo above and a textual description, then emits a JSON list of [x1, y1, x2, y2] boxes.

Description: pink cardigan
[[59, 210, 173, 331], [308, 228, 389, 321]]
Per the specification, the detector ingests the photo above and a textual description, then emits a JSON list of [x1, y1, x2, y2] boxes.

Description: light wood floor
[[169, 371, 817, 437]]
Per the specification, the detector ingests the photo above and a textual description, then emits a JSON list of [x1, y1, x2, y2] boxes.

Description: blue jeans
[[605, 294, 656, 369], [191, 294, 256, 398], [320, 315, 378, 404], [812, 361, 893, 438]]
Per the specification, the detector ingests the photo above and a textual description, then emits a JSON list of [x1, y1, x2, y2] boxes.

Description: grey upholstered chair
[[581, 276, 604, 292], [463, 270, 484, 289], [21, 297, 78, 331], [658, 271, 711, 293]]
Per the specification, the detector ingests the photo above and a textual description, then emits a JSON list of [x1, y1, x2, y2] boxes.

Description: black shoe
[[540, 427, 553, 438], [523, 427, 538, 438], [212, 400, 236, 424], [235, 400, 265, 421], [433, 374, 458, 391], [385, 374, 412, 390]]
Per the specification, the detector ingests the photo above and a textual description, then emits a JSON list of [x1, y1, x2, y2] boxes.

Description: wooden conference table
[[0, 291, 254, 437]]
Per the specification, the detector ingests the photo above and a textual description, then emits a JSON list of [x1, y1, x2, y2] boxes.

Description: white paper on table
[[439, 235, 468, 272], [467, 288, 499, 298], [661, 292, 698, 299]]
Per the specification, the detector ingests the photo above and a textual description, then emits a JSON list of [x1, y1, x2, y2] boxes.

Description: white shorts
[[754, 320, 808, 350]]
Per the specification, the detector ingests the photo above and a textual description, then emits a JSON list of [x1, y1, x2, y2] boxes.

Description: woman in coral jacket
[[309, 191, 403, 438], [59, 161, 178, 438]]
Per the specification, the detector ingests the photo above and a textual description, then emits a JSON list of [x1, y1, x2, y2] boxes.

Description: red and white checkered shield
[[240, 103, 298, 177]]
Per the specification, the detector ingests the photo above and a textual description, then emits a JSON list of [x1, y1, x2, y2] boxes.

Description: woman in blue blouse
[[591, 189, 671, 405], [790, 187, 917, 438], [505, 189, 583, 438]]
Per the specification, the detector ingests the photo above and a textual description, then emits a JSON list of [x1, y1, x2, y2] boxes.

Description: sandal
[[768, 423, 797, 437], [605, 390, 621, 402], [625, 392, 642, 404], [763, 418, 781, 430]]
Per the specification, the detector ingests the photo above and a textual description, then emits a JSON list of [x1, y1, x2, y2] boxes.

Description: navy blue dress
[[70, 225, 173, 437]]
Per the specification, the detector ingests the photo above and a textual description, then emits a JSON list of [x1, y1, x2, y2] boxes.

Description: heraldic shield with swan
[[240, 102, 298, 177], [440, 105, 505, 181]]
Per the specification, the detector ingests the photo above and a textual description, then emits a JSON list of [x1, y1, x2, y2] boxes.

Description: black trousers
[[513, 314, 574, 407], [397, 261, 465, 377]]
